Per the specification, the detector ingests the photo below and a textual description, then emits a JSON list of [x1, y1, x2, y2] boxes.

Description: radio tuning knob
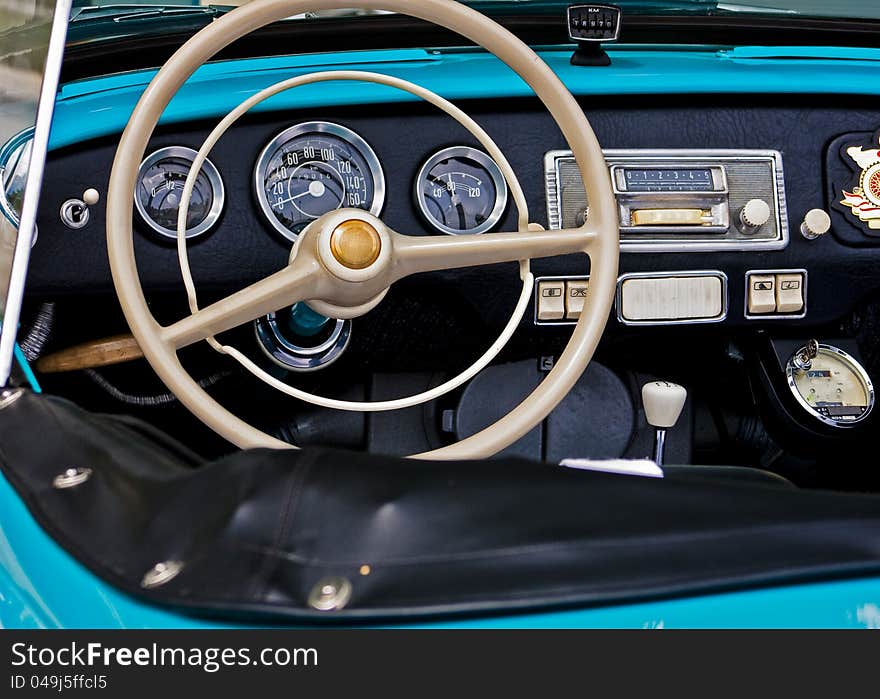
[[800, 208, 831, 240], [738, 199, 771, 234]]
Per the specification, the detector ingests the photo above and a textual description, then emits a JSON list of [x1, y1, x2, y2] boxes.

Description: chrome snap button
[[52, 466, 92, 489], [141, 560, 184, 589], [308, 577, 352, 611]]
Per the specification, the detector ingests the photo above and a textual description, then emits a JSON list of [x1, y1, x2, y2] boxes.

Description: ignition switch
[[60, 188, 100, 229]]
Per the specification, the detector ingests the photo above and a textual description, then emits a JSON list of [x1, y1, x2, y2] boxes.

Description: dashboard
[[2, 37, 879, 461], [25, 96, 880, 330]]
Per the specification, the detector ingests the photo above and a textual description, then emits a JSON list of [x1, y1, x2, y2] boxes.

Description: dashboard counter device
[[620, 167, 714, 192]]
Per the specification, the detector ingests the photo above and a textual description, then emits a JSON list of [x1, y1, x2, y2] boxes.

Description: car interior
[[2, 0, 880, 623]]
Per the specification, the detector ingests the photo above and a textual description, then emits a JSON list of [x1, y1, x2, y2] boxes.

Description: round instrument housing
[[254, 121, 385, 242], [135, 146, 224, 240], [254, 309, 351, 372], [786, 343, 875, 428], [414, 146, 507, 235]]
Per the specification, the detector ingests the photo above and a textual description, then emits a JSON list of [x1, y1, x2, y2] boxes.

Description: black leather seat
[[0, 391, 877, 624]]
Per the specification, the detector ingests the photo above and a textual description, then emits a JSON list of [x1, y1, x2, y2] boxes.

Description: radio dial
[[739, 198, 771, 234]]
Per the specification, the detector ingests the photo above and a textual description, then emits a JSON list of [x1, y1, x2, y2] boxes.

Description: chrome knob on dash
[[800, 208, 831, 240], [738, 198, 771, 235]]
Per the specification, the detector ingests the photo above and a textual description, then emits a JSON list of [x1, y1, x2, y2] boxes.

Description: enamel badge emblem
[[840, 134, 880, 230]]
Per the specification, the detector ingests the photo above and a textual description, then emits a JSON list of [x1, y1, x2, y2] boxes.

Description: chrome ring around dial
[[0, 128, 38, 245], [135, 146, 225, 240], [414, 145, 508, 235], [254, 121, 385, 242], [786, 343, 875, 428], [254, 314, 351, 372]]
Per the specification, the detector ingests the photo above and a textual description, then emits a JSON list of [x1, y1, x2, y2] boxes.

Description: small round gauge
[[135, 146, 224, 240], [786, 342, 875, 427], [415, 146, 508, 235], [254, 122, 385, 242]]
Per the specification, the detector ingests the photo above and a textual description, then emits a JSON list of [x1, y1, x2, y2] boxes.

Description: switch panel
[[534, 276, 589, 325], [536, 280, 566, 321], [537, 273, 730, 326], [745, 269, 807, 319]]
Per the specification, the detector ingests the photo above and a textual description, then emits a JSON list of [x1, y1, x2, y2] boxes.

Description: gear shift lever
[[641, 381, 687, 468]]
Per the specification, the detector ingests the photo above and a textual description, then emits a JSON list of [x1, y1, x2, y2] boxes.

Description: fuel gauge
[[135, 146, 224, 240], [415, 146, 507, 235]]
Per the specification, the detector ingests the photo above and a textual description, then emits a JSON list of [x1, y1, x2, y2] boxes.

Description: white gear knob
[[642, 381, 687, 429], [739, 199, 771, 232]]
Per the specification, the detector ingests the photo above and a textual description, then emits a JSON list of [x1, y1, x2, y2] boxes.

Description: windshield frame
[[0, 0, 72, 386]]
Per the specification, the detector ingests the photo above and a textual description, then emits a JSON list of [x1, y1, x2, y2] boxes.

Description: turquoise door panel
[[2, 471, 879, 629], [5, 44, 880, 628]]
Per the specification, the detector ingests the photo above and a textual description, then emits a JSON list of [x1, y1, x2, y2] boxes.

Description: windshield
[[0, 0, 54, 300], [68, 0, 880, 23]]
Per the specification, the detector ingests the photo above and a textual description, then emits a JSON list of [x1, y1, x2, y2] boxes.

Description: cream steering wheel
[[106, 0, 619, 460]]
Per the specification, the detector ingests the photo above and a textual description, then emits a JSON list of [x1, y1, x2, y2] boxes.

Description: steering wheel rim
[[106, 0, 619, 460]]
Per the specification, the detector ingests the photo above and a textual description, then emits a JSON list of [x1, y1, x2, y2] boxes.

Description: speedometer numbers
[[254, 121, 385, 242], [415, 146, 508, 235]]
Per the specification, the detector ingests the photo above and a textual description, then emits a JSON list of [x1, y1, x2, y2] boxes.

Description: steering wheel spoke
[[391, 226, 596, 279], [161, 258, 322, 350]]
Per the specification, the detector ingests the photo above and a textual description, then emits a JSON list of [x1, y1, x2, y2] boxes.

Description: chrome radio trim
[[615, 270, 729, 326], [611, 163, 730, 234], [544, 149, 790, 252]]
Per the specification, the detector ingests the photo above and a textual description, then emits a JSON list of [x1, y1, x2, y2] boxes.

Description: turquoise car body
[[3, 43, 880, 629]]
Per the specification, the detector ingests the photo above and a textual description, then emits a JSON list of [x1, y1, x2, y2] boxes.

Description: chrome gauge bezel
[[0, 128, 38, 245], [134, 146, 225, 240], [253, 121, 386, 243], [785, 343, 875, 428], [254, 313, 352, 372], [414, 145, 508, 235]]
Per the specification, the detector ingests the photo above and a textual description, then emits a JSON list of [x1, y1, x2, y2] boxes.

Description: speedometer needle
[[272, 180, 329, 208]]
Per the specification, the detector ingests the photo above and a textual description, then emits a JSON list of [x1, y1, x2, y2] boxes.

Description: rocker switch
[[537, 281, 566, 321], [748, 275, 776, 314], [565, 279, 590, 319], [775, 273, 804, 314]]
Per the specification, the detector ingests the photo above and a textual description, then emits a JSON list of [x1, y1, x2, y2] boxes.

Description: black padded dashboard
[[29, 95, 880, 332]]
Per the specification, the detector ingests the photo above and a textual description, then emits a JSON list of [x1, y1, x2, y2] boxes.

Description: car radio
[[545, 149, 789, 251]]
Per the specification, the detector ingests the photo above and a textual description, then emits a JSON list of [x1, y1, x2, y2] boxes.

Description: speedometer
[[254, 121, 385, 242]]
